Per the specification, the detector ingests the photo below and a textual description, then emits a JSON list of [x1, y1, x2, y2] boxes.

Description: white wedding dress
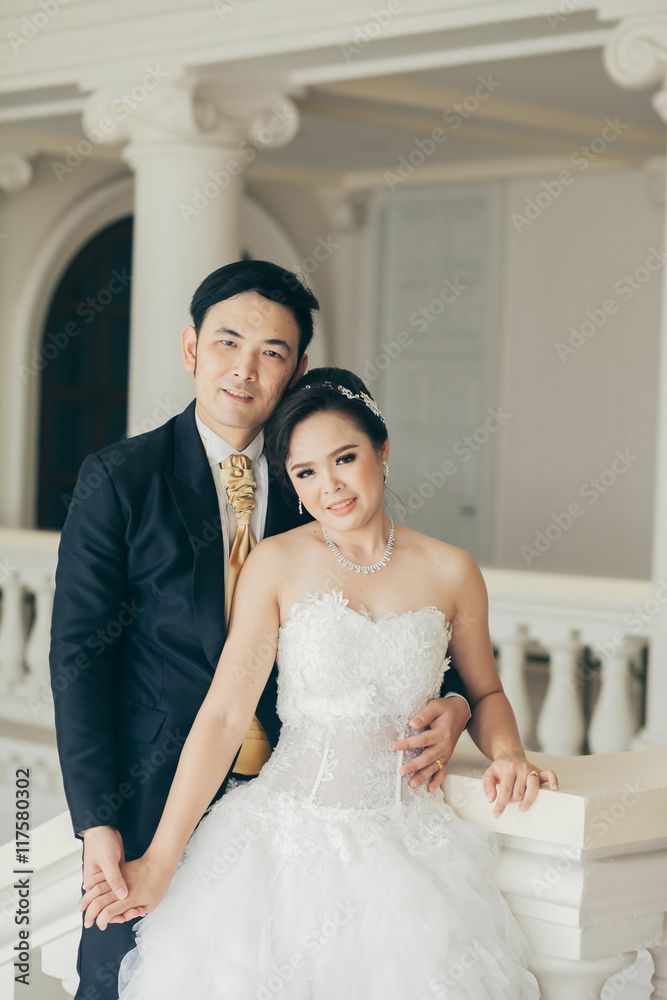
[[118, 590, 540, 999]]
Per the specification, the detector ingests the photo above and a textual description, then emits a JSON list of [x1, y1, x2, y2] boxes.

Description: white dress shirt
[[195, 409, 269, 589]]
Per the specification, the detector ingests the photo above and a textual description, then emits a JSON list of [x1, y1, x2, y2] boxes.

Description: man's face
[[182, 290, 308, 449]]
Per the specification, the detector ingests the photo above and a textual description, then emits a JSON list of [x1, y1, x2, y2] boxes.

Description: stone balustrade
[[0, 530, 652, 755]]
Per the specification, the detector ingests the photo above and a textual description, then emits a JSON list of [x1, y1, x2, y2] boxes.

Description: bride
[[80, 367, 555, 999]]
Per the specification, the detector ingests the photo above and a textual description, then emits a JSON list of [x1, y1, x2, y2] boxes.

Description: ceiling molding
[[299, 97, 634, 157], [249, 153, 643, 191], [314, 78, 666, 149], [291, 29, 613, 87], [0, 1, 606, 98]]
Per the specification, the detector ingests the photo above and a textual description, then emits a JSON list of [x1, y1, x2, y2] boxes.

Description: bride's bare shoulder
[[396, 524, 480, 581], [252, 522, 321, 561]]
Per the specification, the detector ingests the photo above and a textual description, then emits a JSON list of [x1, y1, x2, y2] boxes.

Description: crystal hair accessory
[[300, 382, 386, 427]]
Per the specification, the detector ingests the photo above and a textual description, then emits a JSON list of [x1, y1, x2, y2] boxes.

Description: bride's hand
[[79, 854, 173, 930], [483, 755, 558, 817]]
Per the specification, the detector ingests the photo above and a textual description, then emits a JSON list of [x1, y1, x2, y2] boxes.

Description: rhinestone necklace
[[321, 518, 395, 574]]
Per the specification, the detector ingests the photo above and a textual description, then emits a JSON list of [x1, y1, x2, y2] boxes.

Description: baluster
[[588, 636, 640, 754], [21, 575, 55, 700], [536, 629, 585, 756], [0, 572, 27, 694], [495, 625, 532, 745], [649, 916, 667, 1000], [529, 952, 638, 1000]]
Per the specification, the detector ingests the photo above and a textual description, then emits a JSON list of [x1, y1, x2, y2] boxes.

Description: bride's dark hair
[[264, 367, 388, 496]]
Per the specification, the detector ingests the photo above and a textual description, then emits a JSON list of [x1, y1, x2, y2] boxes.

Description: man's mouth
[[222, 387, 254, 402]]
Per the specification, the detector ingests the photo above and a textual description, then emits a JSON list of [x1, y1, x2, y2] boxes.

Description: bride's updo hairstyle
[[265, 367, 388, 497]]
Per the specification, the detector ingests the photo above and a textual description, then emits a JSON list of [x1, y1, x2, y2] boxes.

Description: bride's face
[[287, 410, 388, 529]]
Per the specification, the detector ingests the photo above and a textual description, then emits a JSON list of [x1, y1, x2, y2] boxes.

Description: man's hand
[[80, 854, 172, 930], [391, 695, 470, 793], [79, 825, 145, 926]]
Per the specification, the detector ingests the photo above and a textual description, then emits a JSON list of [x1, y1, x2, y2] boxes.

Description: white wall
[[496, 166, 662, 579]]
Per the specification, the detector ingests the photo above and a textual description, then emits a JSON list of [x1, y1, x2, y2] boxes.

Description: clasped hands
[[78, 826, 171, 932]]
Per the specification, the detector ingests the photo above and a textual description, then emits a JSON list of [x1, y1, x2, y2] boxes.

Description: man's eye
[[296, 469, 313, 479], [264, 350, 284, 359]]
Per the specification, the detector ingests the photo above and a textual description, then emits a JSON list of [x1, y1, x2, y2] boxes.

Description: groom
[[50, 259, 472, 1000]]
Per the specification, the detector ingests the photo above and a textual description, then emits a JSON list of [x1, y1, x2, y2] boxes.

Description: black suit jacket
[[50, 400, 469, 858]]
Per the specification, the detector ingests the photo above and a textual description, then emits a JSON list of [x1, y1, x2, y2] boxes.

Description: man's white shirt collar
[[195, 408, 265, 467]]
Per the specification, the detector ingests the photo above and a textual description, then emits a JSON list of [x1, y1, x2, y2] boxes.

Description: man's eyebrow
[[290, 444, 359, 472], [213, 327, 292, 354]]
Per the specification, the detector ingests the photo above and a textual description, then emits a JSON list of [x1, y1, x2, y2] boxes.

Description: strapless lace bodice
[[255, 590, 452, 810], [120, 591, 542, 1000]]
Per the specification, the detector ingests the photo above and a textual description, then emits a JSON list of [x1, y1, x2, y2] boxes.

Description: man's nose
[[230, 354, 258, 381]]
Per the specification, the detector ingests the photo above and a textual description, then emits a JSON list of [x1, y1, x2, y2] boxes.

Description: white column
[[315, 187, 367, 369], [605, 17, 667, 748], [83, 76, 300, 431]]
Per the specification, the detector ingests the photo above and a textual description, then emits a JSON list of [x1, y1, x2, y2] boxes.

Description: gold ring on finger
[[527, 770, 539, 779], [435, 759, 444, 770]]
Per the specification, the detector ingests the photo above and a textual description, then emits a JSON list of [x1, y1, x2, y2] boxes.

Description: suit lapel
[[165, 400, 226, 670]]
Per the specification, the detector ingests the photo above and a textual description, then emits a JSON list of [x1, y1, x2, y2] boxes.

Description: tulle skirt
[[118, 781, 540, 999]]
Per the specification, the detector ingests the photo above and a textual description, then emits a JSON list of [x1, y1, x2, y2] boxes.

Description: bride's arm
[[446, 551, 558, 815], [80, 538, 283, 929]]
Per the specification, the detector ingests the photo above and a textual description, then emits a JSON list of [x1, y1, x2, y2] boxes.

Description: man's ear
[[182, 325, 197, 373], [289, 353, 308, 387]]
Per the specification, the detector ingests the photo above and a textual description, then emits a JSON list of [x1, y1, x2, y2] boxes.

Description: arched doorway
[[36, 218, 132, 529]]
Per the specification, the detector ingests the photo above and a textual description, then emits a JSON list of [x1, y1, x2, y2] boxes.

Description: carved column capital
[[82, 72, 299, 153], [604, 15, 667, 121]]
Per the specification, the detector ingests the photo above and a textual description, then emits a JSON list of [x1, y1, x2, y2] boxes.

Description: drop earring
[[298, 498, 303, 515], [382, 460, 389, 484]]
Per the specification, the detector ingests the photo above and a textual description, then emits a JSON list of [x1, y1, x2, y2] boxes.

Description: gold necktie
[[219, 453, 272, 777]]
